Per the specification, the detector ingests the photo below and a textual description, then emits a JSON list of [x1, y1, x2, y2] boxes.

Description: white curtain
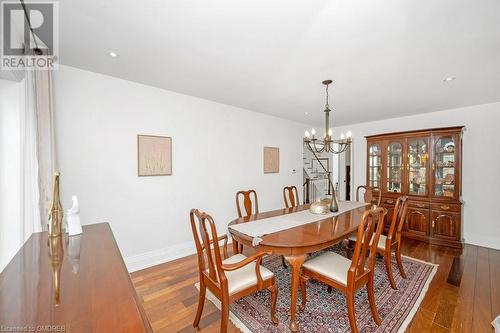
[[21, 66, 57, 240], [34, 69, 57, 231], [21, 69, 42, 239]]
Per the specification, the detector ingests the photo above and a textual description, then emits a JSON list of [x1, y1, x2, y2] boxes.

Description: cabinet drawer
[[409, 201, 429, 209], [383, 198, 397, 205], [431, 203, 461, 212]]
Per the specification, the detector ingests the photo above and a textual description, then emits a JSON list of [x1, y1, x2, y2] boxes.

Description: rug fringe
[[396, 260, 439, 333], [194, 282, 252, 333], [401, 254, 440, 266]]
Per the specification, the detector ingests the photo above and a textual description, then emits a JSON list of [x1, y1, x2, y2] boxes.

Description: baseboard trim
[[125, 241, 196, 272], [125, 239, 234, 273], [464, 235, 500, 251]]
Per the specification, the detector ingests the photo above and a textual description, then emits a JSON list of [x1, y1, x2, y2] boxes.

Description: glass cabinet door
[[434, 136, 456, 198], [387, 141, 403, 193], [368, 143, 382, 188], [407, 138, 429, 195]]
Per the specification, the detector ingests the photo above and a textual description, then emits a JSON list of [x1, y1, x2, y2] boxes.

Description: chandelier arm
[[308, 145, 329, 174]]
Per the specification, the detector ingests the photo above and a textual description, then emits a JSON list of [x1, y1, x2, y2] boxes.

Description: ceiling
[[57, 0, 500, 126]]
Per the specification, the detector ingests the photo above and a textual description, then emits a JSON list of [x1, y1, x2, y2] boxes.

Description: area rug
[[196, 244, 437, 332]]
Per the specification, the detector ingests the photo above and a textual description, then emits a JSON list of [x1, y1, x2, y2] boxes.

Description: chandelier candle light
[[304, 80, 352, 212]]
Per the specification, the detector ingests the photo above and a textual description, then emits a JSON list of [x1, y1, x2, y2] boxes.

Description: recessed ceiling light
[[305, 112, 309, 115], [107, 51, 119, 58], [443, 77, 456, 82]]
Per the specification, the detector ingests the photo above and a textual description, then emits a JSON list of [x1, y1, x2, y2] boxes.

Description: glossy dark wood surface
[[0, 223, 153, 333], [229, 204, 372, 251]]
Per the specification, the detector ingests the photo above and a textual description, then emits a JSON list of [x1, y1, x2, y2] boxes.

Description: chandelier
[[303, 80, 352, 154]]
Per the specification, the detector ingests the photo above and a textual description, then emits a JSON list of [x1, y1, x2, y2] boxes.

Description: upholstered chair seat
[[348, 233, 387, 251], [302, 252, 351, 286], [221, 254, 274, 295]]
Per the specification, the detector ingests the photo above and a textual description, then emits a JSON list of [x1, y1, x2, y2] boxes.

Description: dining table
[[228, 201, 373, 332]]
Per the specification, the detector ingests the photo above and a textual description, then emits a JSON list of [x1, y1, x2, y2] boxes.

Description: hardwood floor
[[131, 240, 499, 332]]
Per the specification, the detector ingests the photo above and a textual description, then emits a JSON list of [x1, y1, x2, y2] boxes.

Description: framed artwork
[[137, 135, 172, 176], [263, 147, 279, 174]]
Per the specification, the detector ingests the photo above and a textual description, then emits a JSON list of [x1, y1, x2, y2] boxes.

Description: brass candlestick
[[48, 172, 63, 237]]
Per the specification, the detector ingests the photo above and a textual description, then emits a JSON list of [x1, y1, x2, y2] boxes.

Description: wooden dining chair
[[299, 208, 385, 333], [371, 196, 409, 289], [283, 186, 300, 208], [356, 185, 382, 207], [235, 190, 259, 253], [190, 209, 278, 333], [236, 190, 259, 218]]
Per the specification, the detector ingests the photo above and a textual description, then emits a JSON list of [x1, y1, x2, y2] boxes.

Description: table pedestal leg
[[285, 254, 307, 332]]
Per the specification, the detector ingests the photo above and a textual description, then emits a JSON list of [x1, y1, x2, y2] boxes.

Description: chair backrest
[[349, 207, 385, 283], [190, 209, 225, 287], [236, 190, 259, 218], [283, 186, 299, 208], [387, 196, 409, 245], [356, 185, 382, 206]]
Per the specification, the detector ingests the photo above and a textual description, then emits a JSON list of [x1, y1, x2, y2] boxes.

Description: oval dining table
[[228, 203, 373, 332]]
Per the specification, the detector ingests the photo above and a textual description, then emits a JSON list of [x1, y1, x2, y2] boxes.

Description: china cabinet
[[366, 126, 464, 248]]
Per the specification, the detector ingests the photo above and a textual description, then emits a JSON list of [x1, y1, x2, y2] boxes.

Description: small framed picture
[[263, 147, 279, 174], [137, 135, 172, 176]]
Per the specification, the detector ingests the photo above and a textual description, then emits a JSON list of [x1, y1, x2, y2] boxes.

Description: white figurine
[[67, 234, 82, 274], [67, 195, 83, 236]]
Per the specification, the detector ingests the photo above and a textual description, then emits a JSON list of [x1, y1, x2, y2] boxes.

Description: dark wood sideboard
[[0, 223, 153, 333], [366, 126, 464, 248]]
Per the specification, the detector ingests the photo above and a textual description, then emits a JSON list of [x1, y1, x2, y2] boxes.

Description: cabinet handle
[[386, 199, 395, 204], [432, 219, 436, 228], [440, 205, 450, 210], [416, 203, 426, 208]]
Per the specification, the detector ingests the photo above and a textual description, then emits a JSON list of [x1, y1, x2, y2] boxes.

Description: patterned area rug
[[198, 244, 437, 332]]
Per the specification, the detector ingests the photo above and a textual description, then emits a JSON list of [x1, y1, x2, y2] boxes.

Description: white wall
[[53, 66, 308, 271], [333, 102, 500, 250], [0, 79, 23, 272]]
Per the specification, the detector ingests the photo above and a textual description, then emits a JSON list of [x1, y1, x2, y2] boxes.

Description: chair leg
[[268, 284, 279, 324], [238, 244, 243, 254], [367, 273, 381, 325], [220, 297, 229, 333], [384, 252, 397, 289], [193, 281, 206, 329], [346, 291, 359, 333], [395, 244, 407, 279], [281, 256, 287, 268], [299, 275, 307, 311]]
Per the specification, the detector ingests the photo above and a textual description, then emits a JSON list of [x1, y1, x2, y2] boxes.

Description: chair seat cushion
[[348, 233, 387, 251], [302, 252, 352, 286], [222, 254, 274, 295], [373, 234, 387, 250], [347, 231, 357, 242]]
